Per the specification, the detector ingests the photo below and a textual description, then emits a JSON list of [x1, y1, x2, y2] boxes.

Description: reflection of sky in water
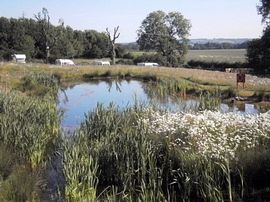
[[220, 103, 258, 114], [58, 80, 264, 131], [58, 80, 149, 131]]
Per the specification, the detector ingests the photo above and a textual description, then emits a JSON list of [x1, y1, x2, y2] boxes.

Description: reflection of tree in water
[[105, 79, 122, 93], [59, 80, 123, 105], [142, 81, 181, 104], [254, 103, 270, 113], [142, 81, 182, 104]]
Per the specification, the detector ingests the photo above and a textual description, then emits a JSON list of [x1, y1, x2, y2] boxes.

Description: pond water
[[58, 80, 267, 131]]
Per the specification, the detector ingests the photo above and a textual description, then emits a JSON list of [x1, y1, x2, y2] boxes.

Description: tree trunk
[[106, 26, 120, 65], [112, 44, 116, 65]]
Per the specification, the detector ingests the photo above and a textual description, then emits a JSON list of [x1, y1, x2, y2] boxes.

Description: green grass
[[0, 92, 61, 201], [62, 104, 270, 201], [129, 49, 247, 63], [2, 62, 270, 99], [0, 69, 270, 201], [186, 49, 247, 63]]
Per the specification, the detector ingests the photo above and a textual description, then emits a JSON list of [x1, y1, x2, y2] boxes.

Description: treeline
[[247, 26, 270, 73], [0, 16, 112, 62], [246, 0, 270, 73], [186, 60, 248, 71], [189, 42, 249, 50]]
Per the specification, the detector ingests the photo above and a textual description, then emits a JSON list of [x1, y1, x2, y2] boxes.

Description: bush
[[122, 52, 134, 60], [133, 53, 167, 66], [116, 59, 134, 65], [18, 73, 60, 97], [187, 60, 248, 71]]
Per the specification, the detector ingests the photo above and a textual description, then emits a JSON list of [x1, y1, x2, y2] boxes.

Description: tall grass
[[0, 92, 61, 200], [62, 104, 270, 201], [18, 73, 60, 98], [63, 104, 166, 201]]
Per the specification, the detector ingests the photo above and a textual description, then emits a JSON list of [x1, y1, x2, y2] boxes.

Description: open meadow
[[130, 49, 247, 63], [1, 62, 270, 96], [186, 49, 247, 63]]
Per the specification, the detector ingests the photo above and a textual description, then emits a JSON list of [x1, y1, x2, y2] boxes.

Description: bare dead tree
[[106, 26, 120, 65], [35, 8, 57, 63]]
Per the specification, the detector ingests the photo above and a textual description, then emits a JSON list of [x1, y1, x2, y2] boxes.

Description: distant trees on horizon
[[0, 10, 112, 62]]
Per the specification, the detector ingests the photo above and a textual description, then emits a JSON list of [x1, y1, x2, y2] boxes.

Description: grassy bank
[[1, 62, 270, 99]]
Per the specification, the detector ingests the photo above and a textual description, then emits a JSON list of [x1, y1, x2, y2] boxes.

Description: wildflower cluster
[[142, 108, 270, 160]]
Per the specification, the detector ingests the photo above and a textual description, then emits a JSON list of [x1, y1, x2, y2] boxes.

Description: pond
[[58, 79, 268, 131]]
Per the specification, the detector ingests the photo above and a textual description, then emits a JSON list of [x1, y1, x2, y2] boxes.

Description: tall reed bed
[[63, 104, 165, 201], [0, 92, 61, 201], [18, 73, 60, 98], [63, 104, 270, 201]]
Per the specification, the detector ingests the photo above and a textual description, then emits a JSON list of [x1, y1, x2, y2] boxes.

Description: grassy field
[[0, 62, 270, 98], [130, 49, 247, 63], [186, 49, 247, 63]]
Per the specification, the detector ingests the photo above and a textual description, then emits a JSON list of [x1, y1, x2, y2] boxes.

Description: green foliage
[[258, 0, 270, 24], [82, 30, 110, 59], [18, 73, 60, 97], [137, 10, 191, 67], [0, 167, 39, 202], [247, 27, 270, 73], [0, 14, 110, 62], [63, 104, 166, 201], [62, 104, 270, 201], [133, 53, 167, 66], [64, 134, 98, 202], [247, 1, 270, 73], [0, 92, 61, 201], [0, 93, 60, 168], [190, 42, 249, 50], [187, 60, 247, 71]]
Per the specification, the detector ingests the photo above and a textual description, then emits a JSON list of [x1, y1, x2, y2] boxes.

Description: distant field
[[186, 49, 247, 63], [130, 49, 247, 63]]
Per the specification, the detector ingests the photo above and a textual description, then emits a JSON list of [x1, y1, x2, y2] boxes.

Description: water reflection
[[58, 80, 269, 131]]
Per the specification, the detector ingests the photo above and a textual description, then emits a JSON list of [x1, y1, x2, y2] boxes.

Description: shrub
[[187, 60, 248, 71]]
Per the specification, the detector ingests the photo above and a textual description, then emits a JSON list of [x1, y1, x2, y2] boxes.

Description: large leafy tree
[[258, 0, 270, 24], [137, 11, 191, 67], [247, 0, 270, 72]]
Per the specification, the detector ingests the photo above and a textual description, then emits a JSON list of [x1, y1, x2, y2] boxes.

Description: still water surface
[[58, 80, 265, 131]]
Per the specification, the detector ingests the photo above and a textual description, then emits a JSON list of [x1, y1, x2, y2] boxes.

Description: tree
[[83, 30, 110, 58], [106, 26, 120, 65], [258, 0, 270, 24], [137, 11, 191, 67], [35, 8, 57, 63], [247, 0, 270, 72]]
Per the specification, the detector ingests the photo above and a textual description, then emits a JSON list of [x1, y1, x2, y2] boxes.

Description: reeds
[[0, 92, 61, 200], [62, 104, 270, 201], [18, 73, 60, 98]]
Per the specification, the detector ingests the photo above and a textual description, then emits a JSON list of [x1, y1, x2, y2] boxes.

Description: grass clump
[[0, 92, 61, 201], [18, 73, 60, 98]]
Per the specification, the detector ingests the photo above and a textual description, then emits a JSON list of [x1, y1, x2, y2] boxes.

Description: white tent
[[55, 59, 75, 66], [137, 62, 159, 67], [95, 61, 110, 66], [12, 54, 26, 63]]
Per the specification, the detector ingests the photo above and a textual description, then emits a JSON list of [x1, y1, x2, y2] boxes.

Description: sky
[[0, 0, 264, 42]]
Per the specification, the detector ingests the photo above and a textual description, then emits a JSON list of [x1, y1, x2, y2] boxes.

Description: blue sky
[[0, 0, 264, 42]]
